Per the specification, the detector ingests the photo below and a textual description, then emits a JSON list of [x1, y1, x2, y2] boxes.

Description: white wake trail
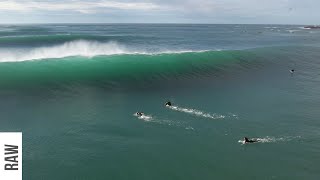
[[167, 105, 226, 119], [133, 113, 153, 121], [238, 136, 301, 144], [133, 112, 194, 130]]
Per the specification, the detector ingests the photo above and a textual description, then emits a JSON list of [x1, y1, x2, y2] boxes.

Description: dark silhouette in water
[[136, 112, 144, 117], [165, 101, 172, 107], [290, 69, 295, 76], [244, 137, 258, 144]]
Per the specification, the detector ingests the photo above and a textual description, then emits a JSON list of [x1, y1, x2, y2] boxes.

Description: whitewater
[[0, 40, 212, 62]]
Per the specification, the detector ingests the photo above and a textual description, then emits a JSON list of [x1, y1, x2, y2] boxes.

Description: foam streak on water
[[133, 113, 153, 121], [133, 113, 194, 130], [238, 136, 302, 144], [167, 105, 226, 119]]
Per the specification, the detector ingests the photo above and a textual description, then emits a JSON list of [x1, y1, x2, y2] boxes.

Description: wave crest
[[0, 40, 211, 62], [0, 40, 131, 62]]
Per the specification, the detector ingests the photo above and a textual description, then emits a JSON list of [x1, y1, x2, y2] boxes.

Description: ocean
[[0, 24, 320, 179]]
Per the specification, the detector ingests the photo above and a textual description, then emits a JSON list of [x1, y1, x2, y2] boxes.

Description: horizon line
[[0, 22, 312, 26]]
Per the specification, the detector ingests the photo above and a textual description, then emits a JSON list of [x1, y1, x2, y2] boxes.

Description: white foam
[[0, 40, 212, 62], [238, 136, 301, 145], [138, 115, 152, 121], [287, 29, 300, 33], [133, 112, 195, 130], [264, 27, 278, 29], [133, 113, 152, 121], [0, 40, 129, 62], [185, 126, 195, 130], [167, 105, 225, 119], [154, 119, 187, 128]]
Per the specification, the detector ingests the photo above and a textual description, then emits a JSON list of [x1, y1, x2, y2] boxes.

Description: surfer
[[165, 101, 172, 107], [244, 137, 257, 144], [135, 112, 144, 117], [290, 69, 295, 74]]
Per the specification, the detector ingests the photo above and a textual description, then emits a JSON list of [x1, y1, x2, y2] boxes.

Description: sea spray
[[0, 40, 128, 62], [0, 40, 212, 62]]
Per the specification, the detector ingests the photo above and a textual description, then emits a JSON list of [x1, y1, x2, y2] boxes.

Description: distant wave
[[0, 34, 71, 39], [287, 29, 301, 33], [0, 40, 210, 62]]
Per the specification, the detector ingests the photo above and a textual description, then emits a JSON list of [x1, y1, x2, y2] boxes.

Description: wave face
[[0, 48, 245, 88], [1, 24, 320, 88], [0, 49, 235, 86], [0, 45, 319, 88], [0, 42, 318, 88]]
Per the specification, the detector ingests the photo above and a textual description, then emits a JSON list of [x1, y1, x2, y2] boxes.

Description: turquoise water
[[0, 24, 320, 179]]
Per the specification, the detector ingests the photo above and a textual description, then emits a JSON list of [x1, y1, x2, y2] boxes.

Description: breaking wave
[[0, 40, 129, 62], [0, 40, 209, 62]]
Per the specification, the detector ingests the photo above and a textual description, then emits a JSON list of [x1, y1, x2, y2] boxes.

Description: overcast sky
[[0, 0, 319, 24]]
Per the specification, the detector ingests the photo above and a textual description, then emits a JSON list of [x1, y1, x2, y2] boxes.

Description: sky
[[0, 0, 319, 24]]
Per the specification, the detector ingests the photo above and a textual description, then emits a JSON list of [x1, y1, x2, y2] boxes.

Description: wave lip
[[0, 40, 130, 62], [0, 40, 213, 62]]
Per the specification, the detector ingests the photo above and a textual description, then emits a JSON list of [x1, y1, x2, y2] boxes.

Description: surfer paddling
[[243, 137, 258, 144], [165, 101, 172, 107], [290, 69, 295, 74], [135, 112, 144, 117]]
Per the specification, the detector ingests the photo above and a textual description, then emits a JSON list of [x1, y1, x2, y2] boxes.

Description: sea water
[[0, 24, 320, 179]]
